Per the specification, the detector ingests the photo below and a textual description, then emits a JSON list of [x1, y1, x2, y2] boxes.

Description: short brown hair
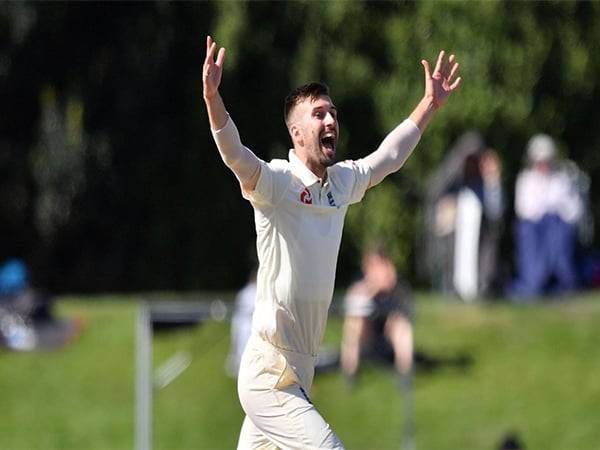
[[284, 82, 330, 126]]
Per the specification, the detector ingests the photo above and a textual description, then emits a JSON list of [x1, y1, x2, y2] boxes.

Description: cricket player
[[203, 35, 460, 450]]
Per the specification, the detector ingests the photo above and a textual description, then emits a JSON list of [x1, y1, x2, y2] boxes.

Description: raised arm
[[364, 51, 461, 188], [203, 36, 260, 192]]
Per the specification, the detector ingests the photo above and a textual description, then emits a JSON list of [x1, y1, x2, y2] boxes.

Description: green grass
[[0, 297, 137, 450], [1, 292, 600, 449]]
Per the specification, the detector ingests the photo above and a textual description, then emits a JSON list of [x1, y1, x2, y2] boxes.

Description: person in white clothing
[[203, 35, 461, 450], [226, 270, 257, 377], [453, 149, 504, 301], [509, 134, 583, 299]]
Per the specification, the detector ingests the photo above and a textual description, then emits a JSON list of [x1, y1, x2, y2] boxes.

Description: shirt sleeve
[[334, 158, 372, 205], [211, 116, 261, 187], [243, 159, 291, 207], [362, 119, 421, 187]]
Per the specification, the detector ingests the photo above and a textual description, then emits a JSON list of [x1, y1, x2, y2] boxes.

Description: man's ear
[[289, 123, 303, 147]]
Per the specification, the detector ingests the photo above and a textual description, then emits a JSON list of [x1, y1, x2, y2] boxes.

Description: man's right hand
[[203, 35, 226, 100], [203, 35, 229, 131], [203, 34, 260, 192]]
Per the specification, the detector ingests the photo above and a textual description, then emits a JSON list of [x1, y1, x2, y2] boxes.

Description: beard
[[296, 123, 338, 174], [317, 145, 336, 167], [308, 133, 337, 168]]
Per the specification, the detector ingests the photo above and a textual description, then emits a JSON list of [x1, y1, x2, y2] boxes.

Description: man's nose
[[324, 112, 336, 126]]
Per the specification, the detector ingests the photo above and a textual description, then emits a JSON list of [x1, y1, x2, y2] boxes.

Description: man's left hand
[[421, 50, 461, 109]]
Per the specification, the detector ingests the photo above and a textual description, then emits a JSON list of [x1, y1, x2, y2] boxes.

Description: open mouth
[[320, 133, 337, 158]]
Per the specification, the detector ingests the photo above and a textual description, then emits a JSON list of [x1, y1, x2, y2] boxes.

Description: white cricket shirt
[[244, 150, 371, 358]]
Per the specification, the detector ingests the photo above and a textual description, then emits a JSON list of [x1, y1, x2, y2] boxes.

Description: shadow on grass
[[414, 349, 474, 374], [314, 344, 475, 376]]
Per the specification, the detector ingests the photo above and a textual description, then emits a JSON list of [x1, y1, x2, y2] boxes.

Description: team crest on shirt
[[300, 188, 313, 204]]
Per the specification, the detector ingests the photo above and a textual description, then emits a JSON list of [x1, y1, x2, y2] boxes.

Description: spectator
[[453, 149, 504, 300], [0, 258, 83, 350], [340, 245, 413, 384], [478, 149, 505, 296], [423, 132, 485, 294], [225, 270, 257, 377], [508, 134, 584, 299], [422, 132, 505, 301]]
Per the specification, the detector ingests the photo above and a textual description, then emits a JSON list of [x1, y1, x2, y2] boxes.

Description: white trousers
[[236, 336, 344, 450]]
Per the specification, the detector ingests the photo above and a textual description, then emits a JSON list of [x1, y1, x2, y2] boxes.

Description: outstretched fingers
[[421, 59, 432, 81], [448, 61, 459, 82], [204, 36, 227, 82], [433, 50, 445, 75], [203, 35, 227, 99], [204, 38, 215, 71], [206, 36, 217, 62], [421, 50, 462, 108], [446, 54, 461, 91], [449, 76, 462, 91], [215, 46, 226, 69]]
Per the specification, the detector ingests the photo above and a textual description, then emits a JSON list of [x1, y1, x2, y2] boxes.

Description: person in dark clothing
[[340, 246, 414, 381]]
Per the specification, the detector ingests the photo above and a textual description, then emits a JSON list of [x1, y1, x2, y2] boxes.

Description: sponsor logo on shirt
[[300, 188, 313, 204], [327, 191, 336, 207]]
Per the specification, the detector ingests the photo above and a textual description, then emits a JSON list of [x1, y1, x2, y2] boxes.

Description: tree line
[[0, 1, 598, 293]]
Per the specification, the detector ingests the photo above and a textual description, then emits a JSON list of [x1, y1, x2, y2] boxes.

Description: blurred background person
[[508, 134, 586, 299], [340, 245, 414, 385], [422, 132, 485, 295], [422, 132, 505, 301], [0, 258, 83, 351], [452, 152, 484, 301], [478, 149, 505, 296], [225, 270, 257, 377], [453, 149, 504, 301]]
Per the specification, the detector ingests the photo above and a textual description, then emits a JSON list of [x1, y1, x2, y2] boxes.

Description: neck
[[294, 147, 327, 179], [308, 163, 327, 180]]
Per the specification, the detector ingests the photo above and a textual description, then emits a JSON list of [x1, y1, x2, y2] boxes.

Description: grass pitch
[[1, 292, 599, 449]]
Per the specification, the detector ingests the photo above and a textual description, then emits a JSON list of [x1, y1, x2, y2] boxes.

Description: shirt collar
[[289, 149, 326, 187]]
